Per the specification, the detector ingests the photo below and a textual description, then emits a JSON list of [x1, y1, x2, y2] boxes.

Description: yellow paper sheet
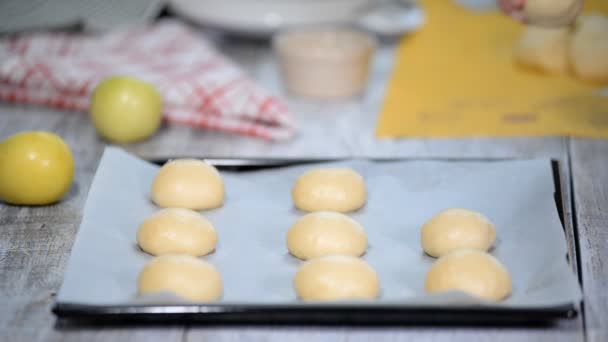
[[376, 0, 608, 138]]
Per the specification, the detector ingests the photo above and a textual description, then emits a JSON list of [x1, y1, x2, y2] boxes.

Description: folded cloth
[[0, 20, 296, 141]]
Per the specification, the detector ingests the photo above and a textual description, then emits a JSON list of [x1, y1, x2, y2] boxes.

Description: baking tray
[[52, 151, 580, 325]]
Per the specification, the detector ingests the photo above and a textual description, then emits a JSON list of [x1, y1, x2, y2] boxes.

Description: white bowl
[[169, 0, 423, 37]]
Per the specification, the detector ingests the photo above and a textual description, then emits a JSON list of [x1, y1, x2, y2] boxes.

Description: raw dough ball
[[569, 14, 608, 82], [137, 208, 218, 257], [524, 0, 582, 27], [138, 255, 222, 301], [151, 159, 224, 210], [294, 255, 380, 301], [424, 249, 512, 301], [287, 211, 368, 260], [292, 168, 367, 213], [421, 208, 496, 258], [514, 26, 570, 74]]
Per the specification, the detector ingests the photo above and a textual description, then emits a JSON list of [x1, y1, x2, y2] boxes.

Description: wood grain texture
[[570, 139, 608, 342], [0, 38, 589, 342], [0, 105, 584, 342], [184, 325, 582, 342]]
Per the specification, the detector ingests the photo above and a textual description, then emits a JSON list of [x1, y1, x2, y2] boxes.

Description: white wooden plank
[[570, 138, 608, 342]]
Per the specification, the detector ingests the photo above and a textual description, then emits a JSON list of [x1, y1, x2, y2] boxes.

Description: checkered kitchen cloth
[[0, 20, 296, 141]]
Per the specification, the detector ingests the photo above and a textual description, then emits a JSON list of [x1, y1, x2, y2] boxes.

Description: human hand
[[497, 0, 526, 22], [498, 0, 584, 26]]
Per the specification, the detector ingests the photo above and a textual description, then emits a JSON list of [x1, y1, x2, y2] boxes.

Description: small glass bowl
[[272, 25, 377, 100]]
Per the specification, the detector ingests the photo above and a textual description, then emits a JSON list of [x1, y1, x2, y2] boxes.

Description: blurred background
[[0, 0, 606, 151]]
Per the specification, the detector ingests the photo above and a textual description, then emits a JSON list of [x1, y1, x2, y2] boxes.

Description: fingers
[[498, 0, 526, 22], [512, 0, 525, 10], [498, 0, 512, 13]]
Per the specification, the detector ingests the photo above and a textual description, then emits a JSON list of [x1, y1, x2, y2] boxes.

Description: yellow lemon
[[0, 131, 75, 205], [90, 76, 162, 144]]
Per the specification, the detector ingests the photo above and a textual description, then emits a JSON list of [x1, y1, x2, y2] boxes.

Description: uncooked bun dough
[[151, 159, 224, 210], [138, 255, 222, 301], [292, 168, 367, 213], [524, 0, 582, 27], [424, 249, 512, 301], [287, 211, 368, 260], [514, 26, 570, 74], [570, 14, 608, 82], [421, 208, 496, 258], [294, 255, 380, 301], [137, 208, 218, 257]]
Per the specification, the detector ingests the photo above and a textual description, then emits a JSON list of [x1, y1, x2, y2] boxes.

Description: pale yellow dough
[[137, 208, 218, 257], [421, 208, 496, 258], [292, 167, 367, 213], [287, 211, 368, 260], [524, 0, 582, 27], [138, 255, 223, 301], [294, 255, 380, 301], [424, 249, 512, 301], [569, 14, 608, 82], [151, 159, 224, 210], [514, 26, 570, 74]]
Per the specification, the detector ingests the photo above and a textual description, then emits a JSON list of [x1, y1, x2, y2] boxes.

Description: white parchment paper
[[57, 147, 581, 308]]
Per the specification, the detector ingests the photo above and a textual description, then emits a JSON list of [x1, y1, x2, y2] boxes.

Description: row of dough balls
[[136, 207, 377, 302], [290, 170, 513, 302], [150, 159, 368, 214], [287, 207, 513, 302], [138, 161, 365, 301], [422, 209, 513, 301], [288, 212, 380, 301], [291, 168, 381, 301], [291, 169, 515, 302], [515, 14, 608, 83], [138, 159, 225, 301], [137, 161, 513, 303], [136, 208, 223, 301], [149, 161, 369, 217]]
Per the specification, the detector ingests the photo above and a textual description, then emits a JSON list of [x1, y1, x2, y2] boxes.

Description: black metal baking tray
[[52, 157, 580, 326], [53, 302, 577, 325]]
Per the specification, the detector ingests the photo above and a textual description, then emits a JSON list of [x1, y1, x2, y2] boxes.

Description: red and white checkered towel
[[0, 20, 296, 141]]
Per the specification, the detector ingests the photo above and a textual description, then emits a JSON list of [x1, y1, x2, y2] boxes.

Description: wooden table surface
[[0, 38, 606, 342]]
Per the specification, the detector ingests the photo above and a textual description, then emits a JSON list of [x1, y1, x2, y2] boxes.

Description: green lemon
[[90, 76, 162, 143]]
